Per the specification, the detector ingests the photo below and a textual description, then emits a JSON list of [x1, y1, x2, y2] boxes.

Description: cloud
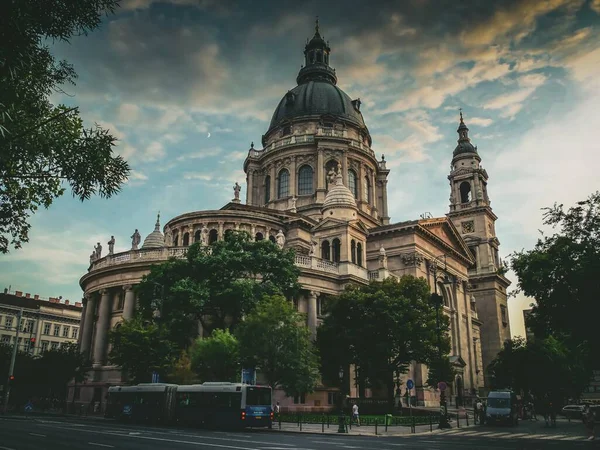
[[183, 173, 213, 181], [483, 73, 547, 117], [126, 170, 149, 186], [117, 103, 141, 123], [144, 142, 166, 161]]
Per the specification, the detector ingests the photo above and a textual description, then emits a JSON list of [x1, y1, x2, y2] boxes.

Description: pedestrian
[[475, 398, 483, 425], [273, 401, 280, 418], [584, 405, 596, 441], [352, 403, 360, 427]]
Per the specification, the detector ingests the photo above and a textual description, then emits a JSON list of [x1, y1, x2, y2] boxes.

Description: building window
[[351, 240, 356, 264], [357, 242, 363, 267], [297, 165, 314, 195], [500, 305, 508, 327], [1, 335, 9, 344], [277, 169, 290, 198], [293, 393, 306, 404], [327, 392, 339, 405], [117, 293, 124, 311], [63, 326, 70, 338], [208, 229, 218, 244], [53, 325, 61, 337], [460, 181, 471, 203], [264, 175, 271, 203], [51, 342, 59, 350], [255, 232, 264, 241], [26, 320, 34, 333], [269, 235, 276, 244], [363, 176, 371, 203], [348, 170, 358, 198], [41, 341, 49, 352], [43, 322, 51, 335], [72, 328, 79, 339], [332, 238, 341, 263], [321, 240, 330, 260], [173, 235, 179, 246], [4, 316, 12, 330], [194, 230, 201, 243], [19, 318, 25, 332], [183, 232, 190, 246]]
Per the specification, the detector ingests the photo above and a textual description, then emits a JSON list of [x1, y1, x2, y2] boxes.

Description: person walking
[[584, 405, 596, 441], [352, 403, 360, 427]]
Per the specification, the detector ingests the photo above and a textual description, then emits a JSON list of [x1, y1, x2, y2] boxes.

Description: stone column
[[307, 291, 318, 340], [122, 285, 136, 320], [269, 165, 276, 202], [317, 149, 324, 190], [246, 170, 254, 206], [80, 294, 96, 359], [92, 289, 112, 367], [290, 156, 297, 198], [341, 151, 348, 186], [381, 179, 389, 223]]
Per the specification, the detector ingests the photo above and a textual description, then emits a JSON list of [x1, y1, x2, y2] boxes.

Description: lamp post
[[429, 255, 453, 429], [337, 367, 346, 433]]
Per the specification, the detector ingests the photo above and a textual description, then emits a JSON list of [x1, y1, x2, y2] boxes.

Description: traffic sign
[[24, 402, 33, 412], [406, 379, 414, 390], [438, 381, 447, 392]]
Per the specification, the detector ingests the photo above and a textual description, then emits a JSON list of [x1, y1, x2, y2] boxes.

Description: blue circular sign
[[407, 379, 414, 390]]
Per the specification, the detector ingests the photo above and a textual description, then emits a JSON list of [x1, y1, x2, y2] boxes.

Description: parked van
[[486, 391, 518, 426]]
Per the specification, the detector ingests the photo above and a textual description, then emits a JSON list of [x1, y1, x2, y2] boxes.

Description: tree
[[33, 342, 89, 400], [0, 0, 129, 253], [136, 231, 300, 348], [189, 329, 240, 382], [235, 295, 320, 396], [511, 192, 600, 370], [168, 351, 197, 385], [426, 356, 456, 389], [318, 276, 451, 405], [108, 318, 178, 384], [488, 336, 589, 402]]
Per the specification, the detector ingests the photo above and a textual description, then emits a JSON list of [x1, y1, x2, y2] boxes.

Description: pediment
[[450, 355, 467, 368], [311, 217, 347, 232], [418, 218, 474, 265]]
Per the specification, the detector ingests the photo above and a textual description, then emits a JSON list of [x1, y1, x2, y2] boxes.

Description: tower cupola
[[296, 18, 337, 85], [453, 111, 479, 159]]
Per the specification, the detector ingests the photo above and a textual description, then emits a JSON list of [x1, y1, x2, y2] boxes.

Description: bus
[[176, 383, 273, 428], [106, 382, 272, 429], [106, 383, 177, 423]]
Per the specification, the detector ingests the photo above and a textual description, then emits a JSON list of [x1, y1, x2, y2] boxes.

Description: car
[[562, 405, 585, 420]]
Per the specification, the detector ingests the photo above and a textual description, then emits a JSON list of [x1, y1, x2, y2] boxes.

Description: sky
[[2, 0, 599, 338]]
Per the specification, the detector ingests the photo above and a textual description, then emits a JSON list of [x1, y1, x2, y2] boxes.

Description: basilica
[[74, 23, 511, 411]]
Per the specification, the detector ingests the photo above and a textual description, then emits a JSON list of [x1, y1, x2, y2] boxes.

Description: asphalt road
[[0, 416, 595, 450]]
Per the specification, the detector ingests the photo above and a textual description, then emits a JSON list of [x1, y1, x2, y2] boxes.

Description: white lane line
[[29, 432, 47, 437], [89, 443, 115, 448], [0, 446, 17, 450]]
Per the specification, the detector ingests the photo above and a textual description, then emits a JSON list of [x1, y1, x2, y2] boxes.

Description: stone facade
[[73, 26, 509, 412]]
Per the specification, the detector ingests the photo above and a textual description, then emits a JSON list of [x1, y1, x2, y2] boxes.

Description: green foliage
[[487, 336, 589, 401], [190, 329, 240, 382], [426, 356, 456, 388], [108, 318, 178, 384], [0, 0, 129, 253], [235, 295, 320, 396], [318, 276, 451, 399], [511, 191, 600, 369], [136, 231, 301, 349], [168, 351, 198, 385]]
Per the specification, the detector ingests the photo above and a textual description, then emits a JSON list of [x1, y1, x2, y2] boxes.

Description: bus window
[[246, 387, 271, 406]]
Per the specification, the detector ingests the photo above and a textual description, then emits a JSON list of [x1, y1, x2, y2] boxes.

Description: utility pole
[[3, 308, 23, 414]]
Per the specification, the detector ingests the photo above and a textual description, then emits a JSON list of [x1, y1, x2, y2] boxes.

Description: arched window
[[332, 238, 341, 263], [264, 175, 271, 203], [325, 160, 338, 190], [174, 235, 179, 246], [116, 293, 124, 311], [278, 169, 290, 199], [348, 170, 358, 198], [194, 230, 201, 243], [363, 176, 371, 203], [460, 182, 471, 203], [297, 165, 314, 195], [321, 240, 330, 260], [438, 283, 450, 307], [269, 235, 276, 244], [351, 240, 356, 264], [316, 51, 323, 63], [183, 233, 190, 246], [208, 229, 218, 244], [255, 232, 264, 241], [357, 242, 363, 267]]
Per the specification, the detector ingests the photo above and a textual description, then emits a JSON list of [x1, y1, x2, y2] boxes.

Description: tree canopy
[[318, 276, 451, 402], [190, 329, 240, 383], [236, 295, 320, 396], [511, 191, 600, 369], [136, 231, 300, 348], [0, 0, 129, 253]]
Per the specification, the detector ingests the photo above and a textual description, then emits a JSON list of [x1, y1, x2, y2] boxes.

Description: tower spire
[[154, 212, 161, 231], [296, 20, 337, 85], [315, 16, 319, 34]]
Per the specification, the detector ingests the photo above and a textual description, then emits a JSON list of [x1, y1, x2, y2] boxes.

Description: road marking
[[89, 444, 115, 448], [0, 446, 17, 450], [29, 432, 46, 437]]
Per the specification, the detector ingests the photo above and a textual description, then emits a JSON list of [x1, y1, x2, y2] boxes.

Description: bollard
[[412, 414, 416, 433], [466, 412, 469, 426], [457, 412, 460, 428], [327, 414, 330, 428], [322, 415, 325, 433], [375, 420, 378, 435], [430, 415, 433, 432], [279, 414, 281, 430], [300, 419, 302, 432], [385, 417, 388, 432]]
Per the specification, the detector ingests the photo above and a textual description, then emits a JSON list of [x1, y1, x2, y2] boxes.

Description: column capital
[[308, 290, 319, 299], [122, 284, 134, 292], [99, 288, 110, 297]]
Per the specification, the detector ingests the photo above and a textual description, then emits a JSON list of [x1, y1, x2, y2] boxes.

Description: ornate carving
[[461, 220, 475, 234], [122, 284, 133, 292], [401, 252, 424, 267]]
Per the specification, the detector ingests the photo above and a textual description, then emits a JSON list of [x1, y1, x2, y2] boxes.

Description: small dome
[[322, 168, 357, 212], [453, 141, 478, 157], [142, 213, 164, 249]]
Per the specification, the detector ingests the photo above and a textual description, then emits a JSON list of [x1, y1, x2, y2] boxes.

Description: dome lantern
[[453, 110, 479, 158], [141, 212, 165, 249], [296, 18, 337, 86]]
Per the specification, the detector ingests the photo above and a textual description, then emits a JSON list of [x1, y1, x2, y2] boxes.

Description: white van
[[486, 391, 518, 426]]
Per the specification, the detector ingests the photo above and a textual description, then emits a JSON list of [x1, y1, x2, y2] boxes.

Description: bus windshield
[[246, 387, 271, 406]]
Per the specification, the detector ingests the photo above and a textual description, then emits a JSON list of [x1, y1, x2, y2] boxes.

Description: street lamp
[[337, 367, 346, 433], [429, 254, 453, 429]]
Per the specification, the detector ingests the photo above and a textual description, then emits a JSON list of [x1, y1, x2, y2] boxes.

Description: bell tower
[[447, 112, 511, 388]]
